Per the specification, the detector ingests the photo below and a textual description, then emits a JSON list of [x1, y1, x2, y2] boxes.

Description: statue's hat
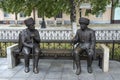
[[24, 18, 35, 26], [79, 17, 89, 25]]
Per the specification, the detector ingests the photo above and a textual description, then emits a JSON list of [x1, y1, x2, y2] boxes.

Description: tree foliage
[[36, 0, 71, 18], [0, 0, 119, 19], [90, 0, 111, 15]]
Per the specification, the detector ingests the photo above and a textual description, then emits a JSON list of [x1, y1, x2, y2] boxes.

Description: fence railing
[[0, 28, 120, 61]]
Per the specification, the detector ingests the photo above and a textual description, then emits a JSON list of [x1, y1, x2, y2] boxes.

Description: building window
[[85, 9, 91, 16], [38, 13, 42, 18], [37, 10, 42, 18], [79, 9, 82, 17], [96, 12, 103, 18], [4, 12, 9, 18], [20, 12, 26, 17], [55, 12, 62, 18]]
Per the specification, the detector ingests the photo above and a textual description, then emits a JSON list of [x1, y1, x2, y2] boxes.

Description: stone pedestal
[[100, 44, 110, 72], [7, 44, 18, 69]]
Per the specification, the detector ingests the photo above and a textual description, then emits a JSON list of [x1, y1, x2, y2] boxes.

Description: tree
[[0, 0, 27, 25], [36, 0, 71, 28], [0, 0, 119, 24]]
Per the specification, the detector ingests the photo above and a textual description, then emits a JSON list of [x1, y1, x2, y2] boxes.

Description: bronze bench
[[10, 40, 103, 69]]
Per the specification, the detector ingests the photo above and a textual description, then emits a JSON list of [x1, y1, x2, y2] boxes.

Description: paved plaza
[[0, 58, 120, 80]]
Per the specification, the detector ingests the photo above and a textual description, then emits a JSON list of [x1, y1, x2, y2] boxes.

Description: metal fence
[[0, 28, 120, 61]]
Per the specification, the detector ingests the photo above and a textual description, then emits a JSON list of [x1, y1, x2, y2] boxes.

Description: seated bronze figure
[[19, 18, 41, 74], [72, 17, 96, 75]]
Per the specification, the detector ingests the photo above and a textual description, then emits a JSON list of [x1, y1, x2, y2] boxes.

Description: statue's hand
[[29, 44, 34, 48], [71, 39, 77, 45], [30, 34, 35, 38]]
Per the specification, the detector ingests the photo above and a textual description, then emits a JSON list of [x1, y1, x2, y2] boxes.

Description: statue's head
[[79, 17, 89, 30], [24, 18, 35, 30]]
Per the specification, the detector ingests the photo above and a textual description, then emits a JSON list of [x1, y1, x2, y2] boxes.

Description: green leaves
[[36, 0, 70, 18], [90, 0, 111, 15], [0, 0, 119, 20]]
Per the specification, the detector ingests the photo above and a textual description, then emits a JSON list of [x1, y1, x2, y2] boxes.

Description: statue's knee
[[35, 48, 40, 53], [74, 50, 79, 55], [22, 50, 29, 56], [24, 53, 30, 56], [35, 51, 40, 57], [35, 50, 39, 54], [88, 53, 93, 59], [22, 47, 30, 55]]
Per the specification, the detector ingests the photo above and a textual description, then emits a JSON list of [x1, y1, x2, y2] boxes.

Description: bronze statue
[[72, 17, 95, 75], [19, 18, 41, 74]]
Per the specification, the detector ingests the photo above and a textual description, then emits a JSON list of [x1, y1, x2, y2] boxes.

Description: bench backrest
[[0, 28, 120, 42]]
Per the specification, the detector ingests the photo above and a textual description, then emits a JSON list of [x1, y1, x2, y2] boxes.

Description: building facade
[[0, 3, 119, 25]]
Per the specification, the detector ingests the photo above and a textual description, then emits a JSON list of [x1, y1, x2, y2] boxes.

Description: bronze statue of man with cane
[[19, 18, 41, 74], [72, 17, 96, 75]]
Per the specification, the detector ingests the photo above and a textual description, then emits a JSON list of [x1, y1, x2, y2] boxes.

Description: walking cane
[[72, 43, 79, 70], [72, 43, 75, 70], [31, 36, 35, 68]]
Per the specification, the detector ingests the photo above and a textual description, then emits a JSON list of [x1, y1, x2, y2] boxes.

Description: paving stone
[[94, 73, 113, 80], [28, 71, 46, 79], [78, 73, 95, 80], [108, 61, 120, 74], [0, 64, 8, 70], [62, 77, 79, 80], [27, 77, 44, 80], [110, 73, 120, 80], [0, 58, 120, 80], [44, 78, 61, 80], [62, 72, 78, 79], [13, 68, 32, 78], [0, 78, 10, 80], [10, 78, 27, 80], [45, 71, 62, 79], [0, 58, 7, 64], [48, 63, 64, 72], [0, 69, 17, 78]]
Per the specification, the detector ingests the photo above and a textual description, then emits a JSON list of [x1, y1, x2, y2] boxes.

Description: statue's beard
[[81, 28, 85, 31], [81, 26, 87, 31]]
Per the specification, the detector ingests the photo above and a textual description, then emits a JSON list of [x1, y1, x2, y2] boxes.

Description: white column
[[7, 44, 18, 69], [100, 44, 110, 72], [72, 22, 77, 36]]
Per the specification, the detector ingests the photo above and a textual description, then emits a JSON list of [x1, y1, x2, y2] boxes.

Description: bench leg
[[102, 49, 109, 72], [7, 44, 18, 69], [14, 54, 20, 66], [7, 47, 16, 69], [98, 55, 102, 69], [100, 44, 109, 72]]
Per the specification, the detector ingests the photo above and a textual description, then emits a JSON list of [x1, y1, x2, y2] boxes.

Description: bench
[[7, 40, 109, 72]]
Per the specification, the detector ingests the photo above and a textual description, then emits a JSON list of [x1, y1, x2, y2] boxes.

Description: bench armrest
[[99, 44, 110, 72], [7, 44, 18, 68], [7, 44, 18, 50]]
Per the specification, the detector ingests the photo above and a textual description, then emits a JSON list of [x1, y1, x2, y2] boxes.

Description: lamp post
[[41, 16, 46, 28]]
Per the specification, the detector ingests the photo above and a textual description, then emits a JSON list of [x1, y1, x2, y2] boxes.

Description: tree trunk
[[110, 0, 114, 24], [15, 13, 18, 26], [70, 0, 77, 36], [70, 0, 76, 23], [33, 8, 36, 22], [75, 5, 80, 25]]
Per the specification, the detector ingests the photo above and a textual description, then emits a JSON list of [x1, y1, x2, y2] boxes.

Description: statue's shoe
[[76, 68, 81, 75], [87, 66, 92, 73], [33, 67, 39, 74], [24, 67, 30, 73]]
